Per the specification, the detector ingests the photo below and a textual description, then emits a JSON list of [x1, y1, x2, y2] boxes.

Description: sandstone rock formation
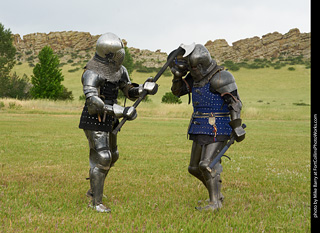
[[13, 28, 310, 67], [205, 28, 310, 63]]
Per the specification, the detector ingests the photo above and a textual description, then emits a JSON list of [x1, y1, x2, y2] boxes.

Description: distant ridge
[[12, 28, 310, 67]]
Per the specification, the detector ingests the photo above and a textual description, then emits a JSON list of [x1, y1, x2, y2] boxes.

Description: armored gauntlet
[[87, 96, 105, 115], [110, 104, 137, 121], [143, 79, 158, 95], [229, 119, 246, 142]]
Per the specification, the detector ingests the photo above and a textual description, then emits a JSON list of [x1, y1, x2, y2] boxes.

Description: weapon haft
[[112, 47, 185, 135]]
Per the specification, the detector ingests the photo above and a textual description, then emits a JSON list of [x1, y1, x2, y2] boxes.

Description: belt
[[192, 111, 230, 118]]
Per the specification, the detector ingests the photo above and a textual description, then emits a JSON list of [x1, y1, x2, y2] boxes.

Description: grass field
[[1, 64, 311, 232]]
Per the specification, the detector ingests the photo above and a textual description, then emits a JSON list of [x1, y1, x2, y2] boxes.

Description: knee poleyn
[[188, 166, 201, 176], [199, 160, 210, 173], [90, 148, 112, 171]]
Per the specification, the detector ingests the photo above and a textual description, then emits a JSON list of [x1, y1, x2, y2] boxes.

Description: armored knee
[[199, 160, 210, 173], [90, 148, 112, 171], [188, 166, 201, 177], [199, 160, 223, 179]]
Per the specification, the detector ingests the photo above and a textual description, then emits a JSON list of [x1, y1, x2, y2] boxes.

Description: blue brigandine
[[188, 82, 232, 137]]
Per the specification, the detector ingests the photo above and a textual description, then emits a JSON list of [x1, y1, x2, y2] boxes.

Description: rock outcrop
[[13, 31, 99, 53], [13, 28, 310, 67], [205, 28, 310, 63]]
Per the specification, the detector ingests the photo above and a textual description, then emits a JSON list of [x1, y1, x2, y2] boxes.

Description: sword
[[206, 123, 246, 173], [111, 43, 195, 135]]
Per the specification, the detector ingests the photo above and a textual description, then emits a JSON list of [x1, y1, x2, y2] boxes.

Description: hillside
[[12, 28, 310, 67]]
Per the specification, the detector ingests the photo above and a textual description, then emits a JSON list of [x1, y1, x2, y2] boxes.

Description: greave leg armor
[[89, 167, 109, 206], [84, 130, 112, 212], [197, 142, 225, 211], [204, 174, 223, 209], [109, 130, 119, 167]]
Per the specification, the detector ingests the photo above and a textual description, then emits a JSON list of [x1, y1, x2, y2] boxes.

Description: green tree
[[31, 46, 73, 100], [0, 23, 31, 99], [0, 23, 16, 77], [123, 46, 134, 76]]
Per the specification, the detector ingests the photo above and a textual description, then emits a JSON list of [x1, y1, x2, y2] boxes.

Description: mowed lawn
[[1, 64, 311, 232]]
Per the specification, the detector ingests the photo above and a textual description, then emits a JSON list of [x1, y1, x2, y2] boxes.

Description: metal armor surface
[[79, 69, 117, 132], [95, 32, 125, 66], [84, 130, 115, 211], [189, 141, 225, 211], [188, 82, 232, 138], [188, 44, 217, 81], [79, 64, 135, 132], [209, 70, 238, 94]]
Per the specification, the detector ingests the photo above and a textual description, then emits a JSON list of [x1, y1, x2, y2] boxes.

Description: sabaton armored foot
[[195, 201, 222, 212], [89, 203, 111, 213]]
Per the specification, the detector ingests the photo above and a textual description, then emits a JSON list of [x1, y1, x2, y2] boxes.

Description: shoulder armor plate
[[120, 66, 131, 84], [82, 70, 102, 87], [210, 70, 237, 94]]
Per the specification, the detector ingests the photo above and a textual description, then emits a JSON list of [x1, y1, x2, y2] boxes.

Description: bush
[[0, 72, 31, 99], [68, 67, 81, 73], [221, 60, 240, 71], [161, 92, 182, 104], [58, 87, 74, 101]]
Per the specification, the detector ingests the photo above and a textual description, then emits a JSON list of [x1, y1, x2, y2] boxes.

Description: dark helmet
[[188, 44, 217, 81]]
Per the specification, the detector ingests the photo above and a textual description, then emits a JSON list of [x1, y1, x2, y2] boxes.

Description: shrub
[[0, 72, 31, 99], [221, 60, 240, 71], [68, 67, 81, 73], [79, 94, 86, 101], [161, 92, 182, 104]]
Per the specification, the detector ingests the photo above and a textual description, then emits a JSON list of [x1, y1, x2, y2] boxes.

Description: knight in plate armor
[[169, 44, 245, 211], [79, 33, 158, 212]]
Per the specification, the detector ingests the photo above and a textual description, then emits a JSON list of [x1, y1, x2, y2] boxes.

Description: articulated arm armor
[[170, 58, 193, 97], [121, 74, 158, 102], [82, 67, 157, 121], [209, 70, 242, 119], [82, 69, 137, 120], [210, 71, 245, 142]]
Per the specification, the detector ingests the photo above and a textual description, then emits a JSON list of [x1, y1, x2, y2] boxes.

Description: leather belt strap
[[192, 112, 230, 118]]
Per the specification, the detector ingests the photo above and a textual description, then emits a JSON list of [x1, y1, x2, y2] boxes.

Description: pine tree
[[30, 46, 67, 100], [0, 22, 31, 99], [0, 23, 16, 77]]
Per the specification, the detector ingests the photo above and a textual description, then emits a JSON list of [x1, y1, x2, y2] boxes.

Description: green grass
[[1, 64, 311, 232]]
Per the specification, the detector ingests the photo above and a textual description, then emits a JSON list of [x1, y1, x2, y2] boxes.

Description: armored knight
[[169, 44, 245, 211], [79, 33, 158, 212]]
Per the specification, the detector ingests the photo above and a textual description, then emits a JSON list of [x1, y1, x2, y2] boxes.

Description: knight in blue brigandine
[[169, 44, 245, 211]]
